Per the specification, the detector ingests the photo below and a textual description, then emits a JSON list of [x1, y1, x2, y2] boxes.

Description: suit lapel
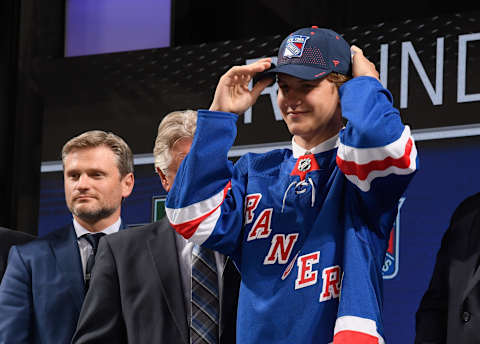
[[148, 218, 189, 344], [219, 257, 230, 335], [47, 220, 126, 312], [50, 225, 85, 312], [219, 256, 241, 341], [463, 252, 480, 300], [462, 211, 480, 300]]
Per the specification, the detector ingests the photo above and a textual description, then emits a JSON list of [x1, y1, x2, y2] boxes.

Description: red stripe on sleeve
[[333, 330, 379, 344], [337, 138, 413, 181], [170, 182, 231, 239]]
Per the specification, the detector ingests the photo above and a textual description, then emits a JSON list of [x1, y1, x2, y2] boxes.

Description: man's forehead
[[64, 146, 117, 167], [66, 145, 113, 157]]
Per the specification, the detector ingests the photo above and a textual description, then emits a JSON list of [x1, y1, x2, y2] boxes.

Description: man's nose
[[286, 90, 302, 109], [76, 174, 90, 190]]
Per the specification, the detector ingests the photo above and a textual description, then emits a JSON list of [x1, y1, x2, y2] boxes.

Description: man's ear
[[156, 166, 170, 192], [121, 172, 135, 198]]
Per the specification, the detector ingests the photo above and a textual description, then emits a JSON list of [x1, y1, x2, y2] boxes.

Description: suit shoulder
[[451, 192, 480, 220], [0, 227, 35, 246], [443, 192, 480, 239], [103, 221, 165, 246], [12, 225, 72, 260], [16, 225, 65, 247]]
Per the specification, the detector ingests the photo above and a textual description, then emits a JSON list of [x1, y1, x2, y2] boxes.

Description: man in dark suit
[[0, 227, 35, 281], [73, 110, 240, 344], [416, 192, 480, 344], [0, 130, 134, 344]]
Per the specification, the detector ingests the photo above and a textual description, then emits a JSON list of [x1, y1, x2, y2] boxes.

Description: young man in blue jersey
[[166, 27, 418, 343]]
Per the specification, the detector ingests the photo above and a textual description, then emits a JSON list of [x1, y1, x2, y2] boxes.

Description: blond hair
[[153, 110, 197, 174], [62, 130, 134, 177], [327, 72, 352, 88]]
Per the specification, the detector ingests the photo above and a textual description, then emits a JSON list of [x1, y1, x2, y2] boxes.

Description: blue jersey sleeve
[[336, 76, 418, 235], [165, 110, 246, 257]]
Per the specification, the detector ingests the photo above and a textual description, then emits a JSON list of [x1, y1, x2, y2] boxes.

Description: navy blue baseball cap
[[269, 27, 352, 80]]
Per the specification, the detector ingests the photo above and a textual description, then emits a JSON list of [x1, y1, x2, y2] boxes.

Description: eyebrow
[[65, 168, 107, 175]]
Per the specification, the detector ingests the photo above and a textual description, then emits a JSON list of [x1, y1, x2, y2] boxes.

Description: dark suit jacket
[[0, 225, 85, 344], [416, 192, 480, 344], [72, 218, 241, 344], [0, 226, 35, 281], [0, 223, 126, 344]]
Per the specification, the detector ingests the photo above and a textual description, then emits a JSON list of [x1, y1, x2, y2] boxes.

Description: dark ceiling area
[[173, 0, 480, 46]]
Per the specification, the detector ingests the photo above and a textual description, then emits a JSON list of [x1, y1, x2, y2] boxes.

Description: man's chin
[[73, 207, 116, 224]]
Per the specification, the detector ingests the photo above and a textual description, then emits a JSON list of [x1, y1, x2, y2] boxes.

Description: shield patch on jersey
[[284, 35, 310, 58], [382, 197, 405, 279]]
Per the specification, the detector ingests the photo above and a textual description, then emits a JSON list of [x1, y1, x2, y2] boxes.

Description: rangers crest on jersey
[[382, 197, 405, 279], [284, 35, 310, 58]]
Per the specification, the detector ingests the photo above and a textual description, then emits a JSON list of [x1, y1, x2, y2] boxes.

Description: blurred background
[[1, 1, 480, 342]]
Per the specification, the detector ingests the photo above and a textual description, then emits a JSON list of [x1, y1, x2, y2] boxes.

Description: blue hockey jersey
[[166, 76, 418, 343]]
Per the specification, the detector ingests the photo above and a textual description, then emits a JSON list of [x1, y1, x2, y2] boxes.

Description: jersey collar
[[291, 133, 340, 158]]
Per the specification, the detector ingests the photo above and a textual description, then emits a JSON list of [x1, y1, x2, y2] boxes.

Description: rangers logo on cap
[[283, 35, 309, 58]]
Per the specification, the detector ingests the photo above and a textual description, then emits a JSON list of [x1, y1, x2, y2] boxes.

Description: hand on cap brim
[[209, 58, 272, 114]]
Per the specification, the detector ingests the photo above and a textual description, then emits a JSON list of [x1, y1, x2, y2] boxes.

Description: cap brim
[[267, 64, 331, 81]]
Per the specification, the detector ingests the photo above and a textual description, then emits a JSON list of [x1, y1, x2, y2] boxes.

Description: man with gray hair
[[153, 109, 197, 192], [73, 110, 240, 344], [0, 130, 134, 344]]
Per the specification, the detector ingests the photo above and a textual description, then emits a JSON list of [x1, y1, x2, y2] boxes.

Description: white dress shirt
[[73, 217, 121, 280]]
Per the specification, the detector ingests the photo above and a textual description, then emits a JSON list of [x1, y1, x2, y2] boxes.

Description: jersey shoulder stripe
[[166, 182, 231, 242], [337, 126, 417, 191]]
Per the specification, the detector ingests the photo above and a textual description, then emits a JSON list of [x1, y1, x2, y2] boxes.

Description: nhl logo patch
[[291, 154, 320, 181], [298, 158, 312, 172], [284, 35, 310, 58]]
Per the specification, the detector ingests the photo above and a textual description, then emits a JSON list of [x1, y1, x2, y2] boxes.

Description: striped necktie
[[190, 244, 219, 344]]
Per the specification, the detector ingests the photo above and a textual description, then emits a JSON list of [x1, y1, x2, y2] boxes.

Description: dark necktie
[[82, 232, 105, 291], [190, 244, 219, 344]]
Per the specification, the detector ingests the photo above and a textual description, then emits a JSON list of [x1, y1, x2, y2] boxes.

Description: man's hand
[[351, 46, 380, 81], [209, 58, 273, 114]]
